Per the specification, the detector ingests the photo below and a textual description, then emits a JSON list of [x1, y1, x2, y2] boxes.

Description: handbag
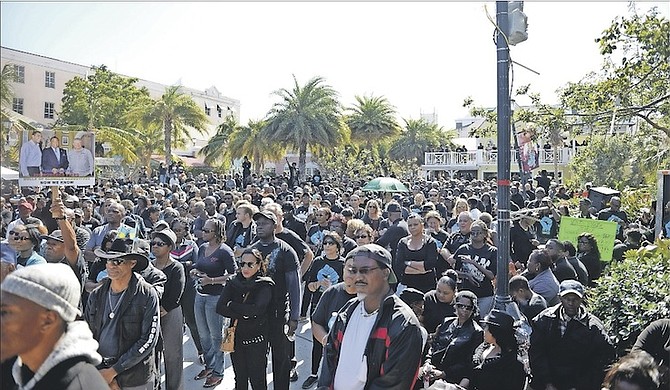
[[220, 291, 250, 353]]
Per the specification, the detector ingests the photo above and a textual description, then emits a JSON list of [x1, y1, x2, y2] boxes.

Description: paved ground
[[166, 319, 317, 389]]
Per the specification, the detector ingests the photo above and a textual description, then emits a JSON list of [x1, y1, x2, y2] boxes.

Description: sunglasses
[[368, 206, 377, 209], [106, 258, 129, 266], [355, 235, 370, 240], [11, 235, 30, 241], [347, 266, 380, 275], [151, 241, 169, 247], [323, 241, 337, 246], [455, 303, 474, 311], [470, 231, 485, 236], [202, 229, 215, 233], [240, 261, 259, 268], [578, 240, 590, 244]]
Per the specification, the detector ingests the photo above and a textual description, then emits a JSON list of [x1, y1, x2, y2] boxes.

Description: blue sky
[[2, 2, 668, 129]]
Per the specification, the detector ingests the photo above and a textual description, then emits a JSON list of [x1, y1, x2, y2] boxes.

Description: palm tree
[[127, 85, 209, 166], [389, 118, 451, 166], [346, 95, 401, 148], [227, 119, 285, 174], [265, 75, 343, 179], [199, 114, 239, 166]]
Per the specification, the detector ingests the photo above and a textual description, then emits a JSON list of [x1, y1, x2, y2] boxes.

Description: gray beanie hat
[[1, 263, 81, 322]]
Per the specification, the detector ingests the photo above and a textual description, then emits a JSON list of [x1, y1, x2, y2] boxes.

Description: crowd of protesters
[[0, 164, 667, 390]]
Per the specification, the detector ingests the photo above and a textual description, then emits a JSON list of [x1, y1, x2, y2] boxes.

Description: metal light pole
[[494, 2, 532, 372], [494, 0, 514, 310]]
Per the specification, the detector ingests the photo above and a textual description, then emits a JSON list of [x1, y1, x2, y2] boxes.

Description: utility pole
[[494, 0, 514, 310]]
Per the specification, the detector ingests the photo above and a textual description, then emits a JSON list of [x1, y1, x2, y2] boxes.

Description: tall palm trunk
[[299, 143, 307, 182], [164, 117, 172, 167]]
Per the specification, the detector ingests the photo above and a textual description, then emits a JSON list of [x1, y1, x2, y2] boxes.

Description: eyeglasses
[[323, 241, 336, 246], [355, 235, 370, 240], [106, 258, 128, 266], [455, 303, 474, 311], [11, 235, 30, 241], [151, 241, 169, 247], [202, 229, 215, 233], [347, 266, 380, 275], [240, 261, 259, 268], [368, 206, 377, 209], [8, 230, 23, 237]]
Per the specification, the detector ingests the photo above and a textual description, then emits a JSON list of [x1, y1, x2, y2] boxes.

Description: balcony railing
[[423, 148, 575, 168]]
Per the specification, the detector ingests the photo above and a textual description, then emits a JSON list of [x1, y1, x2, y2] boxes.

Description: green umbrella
[[361, 177, 410, 193]]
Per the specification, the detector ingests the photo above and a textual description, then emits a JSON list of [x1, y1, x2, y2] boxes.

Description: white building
[[1, 46, 240, 157]]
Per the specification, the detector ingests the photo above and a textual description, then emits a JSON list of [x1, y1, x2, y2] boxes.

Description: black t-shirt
[[250, 238, 299, 319], [454, 243, 497, 298], [311, 282, 356, 331], [423, 290, 456, 333], [534, 215, 559, 244], [274, 228, 309, 263]]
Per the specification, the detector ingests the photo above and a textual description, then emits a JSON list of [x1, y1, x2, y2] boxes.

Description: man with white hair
[[1, 263, 108, 389]]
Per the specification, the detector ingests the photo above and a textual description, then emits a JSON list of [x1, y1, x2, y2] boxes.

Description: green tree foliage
[[226, 119, 285, 174], [345, 95, 401, 148], [388, 118, 454, 166], [567, 134, 646, 190], [265, 75, 344, 180], [126, 85, 209, 166], [199, 114, 239, 168], [58, 65, 151, 164], [561, 8, 670, 181], [59, 65, 150, 129], [588, 239, 670, 356]]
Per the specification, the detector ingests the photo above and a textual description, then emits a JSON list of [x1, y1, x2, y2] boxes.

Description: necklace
[[361, 303, 380, 318], [108, 288, 127, 319]]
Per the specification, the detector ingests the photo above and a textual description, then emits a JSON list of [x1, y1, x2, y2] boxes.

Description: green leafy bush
[[588, 239, 670, 356]]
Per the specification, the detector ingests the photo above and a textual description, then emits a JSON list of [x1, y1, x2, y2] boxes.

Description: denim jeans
[[194, 293, 225, 377]]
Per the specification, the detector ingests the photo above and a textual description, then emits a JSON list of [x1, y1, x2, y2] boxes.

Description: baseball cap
[[18, 201, 34, 211], [387, 203, 402, 213], [558, 279, 585, 298], [346, 244, 397, 284], [253, 210, 278, 225]]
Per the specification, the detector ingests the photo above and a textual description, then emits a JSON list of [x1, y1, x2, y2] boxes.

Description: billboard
[[18, 129, 95, 187]]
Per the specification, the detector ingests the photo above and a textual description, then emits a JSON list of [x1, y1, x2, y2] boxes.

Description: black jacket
[[216, 273, 274, 343], [85, 273, 160, 388]]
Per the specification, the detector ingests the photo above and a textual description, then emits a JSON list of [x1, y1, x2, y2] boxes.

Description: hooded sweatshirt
[[11, 321, 107, 390]]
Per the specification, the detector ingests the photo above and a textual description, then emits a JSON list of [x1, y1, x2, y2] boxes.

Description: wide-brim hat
[[482, 309, 515, 333], [94, 238, 149, 271]]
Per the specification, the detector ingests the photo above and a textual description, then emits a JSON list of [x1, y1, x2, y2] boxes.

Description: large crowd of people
[[0, 166, 667, 390]]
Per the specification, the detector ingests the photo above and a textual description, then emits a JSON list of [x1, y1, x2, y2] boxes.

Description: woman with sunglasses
[[217, 248, 274, 390], [396, 213, 439, 293], [191, 218, 236, 388], [452, 220, 498, 316], [151, 228, 186, 390], [8, 220, 46, 267], [420, 290, 483, 388], [302, 232, 345, 386], [361, 199, 383, 238], [353, 225, 374, 246]]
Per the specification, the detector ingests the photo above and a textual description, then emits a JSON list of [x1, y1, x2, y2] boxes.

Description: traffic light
[[508, 1, 528, 46]]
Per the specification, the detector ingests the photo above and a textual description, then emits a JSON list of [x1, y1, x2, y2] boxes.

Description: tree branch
[[634, 113, 670, 138]]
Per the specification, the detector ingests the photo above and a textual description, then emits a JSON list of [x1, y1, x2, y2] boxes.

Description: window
[[45, 71, 55, 88], [12, 98, 24, 114], [14, 65, 25, 83], [44, 102, 55, 119], [204, 103, 211, 116]]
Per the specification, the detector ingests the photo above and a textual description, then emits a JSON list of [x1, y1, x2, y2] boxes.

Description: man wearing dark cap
[[530, 280, 615, 390], [1, 263, 108, 389], [85, 239, 160, 390], [249, 210, 301, 388], [282, 201, 307, 241], [319, 244, 423, 389]]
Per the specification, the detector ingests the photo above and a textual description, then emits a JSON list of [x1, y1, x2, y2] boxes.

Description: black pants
[[310, 336, 323, 375], [300, 287, 312, 317], [231, 339, 269, 390], [181, 280, 203, 353], [269, 319, 291, 389]]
